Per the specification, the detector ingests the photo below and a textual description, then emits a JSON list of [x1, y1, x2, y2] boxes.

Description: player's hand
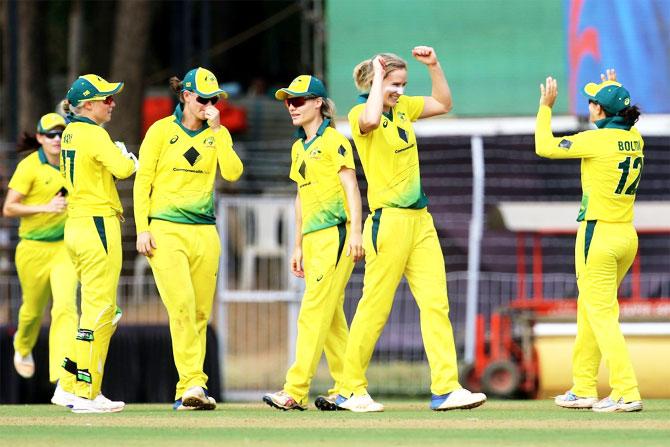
[[136, 231, 157, 257], [123, 152, 139, 172], [539, 76, 558, 108], [44, 193, 67, 213], [347, 232, 365, 262], [372, 55, 386, 79], [600, 68, 617, 82], [204, 105, 221, 132], [290, 247, 304, 278], [412, 46, 438, 66], [114, 141, 129, 155]]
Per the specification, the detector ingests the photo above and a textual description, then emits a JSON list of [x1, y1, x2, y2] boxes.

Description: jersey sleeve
[[405, 95, 425, 122], [333, 132, 355, 171], [7, 159, 33, 196], [348, 105, 370, 138], [133, 122, 162, 234], [535, 105, 599, 159], [214, 126, 243, 182], [90, 127, 137, 179]]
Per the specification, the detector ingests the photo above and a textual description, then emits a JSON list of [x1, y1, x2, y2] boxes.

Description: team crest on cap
[[83, 90, 90, 96]]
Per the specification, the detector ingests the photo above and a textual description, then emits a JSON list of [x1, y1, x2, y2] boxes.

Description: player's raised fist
[[372, 55, 386, 78], [204, 105, 221, 131], [412, 46, 437, 66]]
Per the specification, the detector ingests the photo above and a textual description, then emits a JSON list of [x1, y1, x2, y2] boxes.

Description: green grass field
[[1, 400, 669, 446]]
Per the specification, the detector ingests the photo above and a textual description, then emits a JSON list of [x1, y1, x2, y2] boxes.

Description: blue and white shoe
[[431, 388, 486, 411], [592, 397, 643, 413], [554, 391, 598, 409], [173, 398, 195, 411], [335, 393, 384, 412]]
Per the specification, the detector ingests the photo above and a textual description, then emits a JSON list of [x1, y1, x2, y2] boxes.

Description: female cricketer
[[60, 74, 138, 413], [3, 113, 78, 400], [134, 67, 243, 410], [335, 47, 487, 412], [263, 75, 363, 411], [537, 70, 644, 413]]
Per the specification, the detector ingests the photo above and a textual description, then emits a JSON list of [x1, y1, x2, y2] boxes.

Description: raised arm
[[414, 46, 452, 118], [358, 56, 386, 134]]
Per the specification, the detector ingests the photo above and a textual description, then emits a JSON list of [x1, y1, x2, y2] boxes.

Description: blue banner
[[566, 0, 670, 114]]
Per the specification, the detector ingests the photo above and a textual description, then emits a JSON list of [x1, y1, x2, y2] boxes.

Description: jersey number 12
[[615, 156, 643, 195]]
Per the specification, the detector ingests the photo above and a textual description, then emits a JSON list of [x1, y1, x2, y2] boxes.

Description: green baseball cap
[[37, 113, 66, 133], [583, 80, 631, 114], [182, 67, 228, 99], [66, 74, 124, 107], [275, 75, 328, 100]]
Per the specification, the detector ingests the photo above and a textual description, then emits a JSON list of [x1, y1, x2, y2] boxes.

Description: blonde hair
[[61, 99, 86, 116], [320, 97, 337, 128], [353, 53, 407, 92]]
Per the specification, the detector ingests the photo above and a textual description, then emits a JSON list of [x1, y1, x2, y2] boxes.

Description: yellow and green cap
[[583, 80, 631, 114], [37, 113, 66, 133], [275, 75, 328, 100], [66, 74, 124, 107], [182, 67, 228, 99]]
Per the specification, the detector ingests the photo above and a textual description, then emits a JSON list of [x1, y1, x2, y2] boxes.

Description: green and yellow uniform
[[9, 148, 78, 383], [134, 104, 243, 400], [536, 104, 643, 402], [60, 115, 136, 399], [340, 95, 461, 398], [282, 119, 356, 405]]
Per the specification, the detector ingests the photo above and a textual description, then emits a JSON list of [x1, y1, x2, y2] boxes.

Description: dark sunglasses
[[43, 131, 63, 139], [588, 99, 599, 105], [196, 95, 218, 106], [102, 96, 114, 105], [284, 96, 316, 108]]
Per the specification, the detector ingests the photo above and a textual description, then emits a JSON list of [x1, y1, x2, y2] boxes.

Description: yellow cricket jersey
[[7, 148, 68, 241], [535, 105, 644, 222], [289, 119, 355, 235], [133, 105, 243, 233], [60, 115, 136, 217], [349, 95, 428, 212]]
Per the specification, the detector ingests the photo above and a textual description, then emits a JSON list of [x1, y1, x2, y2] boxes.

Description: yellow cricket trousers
[[340, 207, 460, 397], [284, 223, 353, 405], [64, 215, 123, 399], [147, 219, 220, 400], [571, 220, 640, 402], [14, 239, 78, 383]]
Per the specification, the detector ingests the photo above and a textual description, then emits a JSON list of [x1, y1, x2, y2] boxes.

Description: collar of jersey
[[68, 114, 97, 126], [594, 115, 632, 130], [294, 118, 330, 142], [173, 104, 209, 137], [37, 147, 60, 170]]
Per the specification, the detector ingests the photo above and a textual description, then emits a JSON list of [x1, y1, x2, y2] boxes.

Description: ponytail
[[17, 132, 40, 152], [169, 76, 185, 103], [321, 98, 337, 128], [618, 105, 641, 126]]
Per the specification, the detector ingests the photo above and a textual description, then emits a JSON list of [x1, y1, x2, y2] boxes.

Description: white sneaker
[[592, 397, 643, 413], [431, 388, 487, 411], [554, 391, 598, 409], [182, 386, 216, 410], [336, 393, 384, 413], [71, 394, 125, 413], [51, 382, 76, 408], [13, 351, 35, 378]]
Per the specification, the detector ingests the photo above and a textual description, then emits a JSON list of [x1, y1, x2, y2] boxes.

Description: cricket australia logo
[[398, 112, 406, 121], [203, 137, 215, 146], [309, 148, 322, 160]]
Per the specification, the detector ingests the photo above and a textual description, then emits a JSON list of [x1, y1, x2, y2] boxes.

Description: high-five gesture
[[540, 76, 558, 108]]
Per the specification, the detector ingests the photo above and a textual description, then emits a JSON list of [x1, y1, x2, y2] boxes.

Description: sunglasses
[[284, 96, 316, 108], [195, 95, 218, 106], [43, 131, 63, 139], [101, 96, 114, 105]]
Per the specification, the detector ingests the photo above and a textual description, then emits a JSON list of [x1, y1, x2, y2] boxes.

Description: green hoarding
[[326, 0, 567, 117]]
